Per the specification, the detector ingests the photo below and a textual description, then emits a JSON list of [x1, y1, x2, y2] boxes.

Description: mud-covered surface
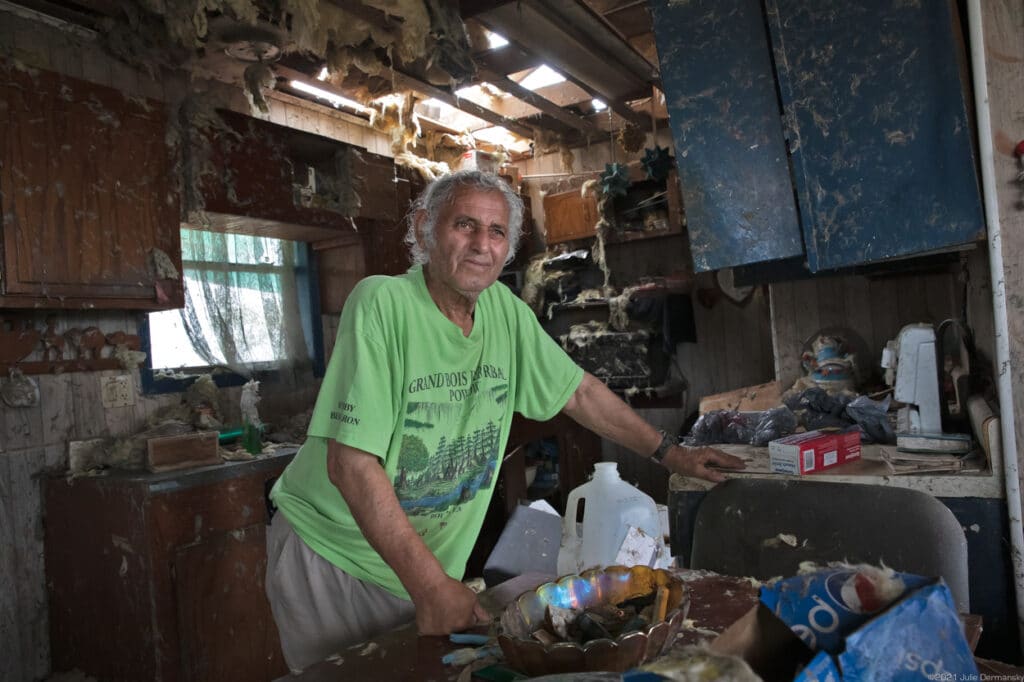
[[97, 0, 473, 96], [650, 0, 985, 273], [649, 1, 803, 273], [769, 1, 984, 271]]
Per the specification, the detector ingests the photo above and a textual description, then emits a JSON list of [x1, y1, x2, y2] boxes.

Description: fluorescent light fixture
[[519, 64, 566, 91], [290, 80, 368, 113], [473, 126, 531, 153], [592, 98, 607, 111], [486, 31, 509, 49]]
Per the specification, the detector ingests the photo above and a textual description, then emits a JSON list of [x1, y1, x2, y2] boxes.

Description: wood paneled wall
[[768, 249, 995, 389], [770, 267, 957, 387]]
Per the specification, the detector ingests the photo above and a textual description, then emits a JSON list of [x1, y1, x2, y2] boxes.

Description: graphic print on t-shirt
[[394, 375, 509, 516]]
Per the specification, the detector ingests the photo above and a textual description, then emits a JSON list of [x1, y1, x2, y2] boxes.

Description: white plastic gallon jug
[[556, 461, 660, 575]]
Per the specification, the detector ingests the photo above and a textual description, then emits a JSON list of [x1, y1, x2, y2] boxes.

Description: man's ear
[[413, 209, 429, 247]]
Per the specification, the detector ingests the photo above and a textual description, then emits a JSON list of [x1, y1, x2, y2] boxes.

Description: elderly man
[[266, 169, 743, 672]]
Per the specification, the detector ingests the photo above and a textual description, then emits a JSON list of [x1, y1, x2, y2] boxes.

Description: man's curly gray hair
[[405, 169, 524, 266]]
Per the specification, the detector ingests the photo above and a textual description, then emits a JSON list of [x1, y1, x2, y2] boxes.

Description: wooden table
[[279, 570, 760, 682]]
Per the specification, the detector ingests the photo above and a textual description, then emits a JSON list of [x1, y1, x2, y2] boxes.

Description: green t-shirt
[[271, 265, 583, 599]]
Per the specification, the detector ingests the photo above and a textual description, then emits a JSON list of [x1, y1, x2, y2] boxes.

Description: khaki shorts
[[265, 512, 416, 673]]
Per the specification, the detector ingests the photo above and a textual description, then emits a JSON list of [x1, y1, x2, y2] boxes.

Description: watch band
[[651, 430, 675, 463]]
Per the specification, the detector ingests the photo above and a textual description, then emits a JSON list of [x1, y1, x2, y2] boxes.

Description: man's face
[[419, 188, 511, 300]]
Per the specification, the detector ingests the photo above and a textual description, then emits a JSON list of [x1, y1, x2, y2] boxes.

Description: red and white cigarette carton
[[768, 429, 861, 475]]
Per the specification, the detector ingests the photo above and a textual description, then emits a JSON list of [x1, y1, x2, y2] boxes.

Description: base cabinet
[[44, 453, 294, 681]]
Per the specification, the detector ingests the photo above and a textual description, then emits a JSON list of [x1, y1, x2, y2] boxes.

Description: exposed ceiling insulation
[[2, 0, 668, 160]]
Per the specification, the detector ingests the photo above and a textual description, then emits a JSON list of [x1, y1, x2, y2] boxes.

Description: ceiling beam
[[56, 0, 119, 17], [474, 1, 652, 127], [0, 0, 100, 32], [601, 0, 649, 18], [477, 69, 602, 136], [472, 45, 540, 78], [524, 0, 656, 81], [386, 69, 538, 139], [458, 0, 515, 18]]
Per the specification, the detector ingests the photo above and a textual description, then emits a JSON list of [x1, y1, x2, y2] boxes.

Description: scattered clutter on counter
[[682, 322, 1000, 475], [64, 373, 309, 476]]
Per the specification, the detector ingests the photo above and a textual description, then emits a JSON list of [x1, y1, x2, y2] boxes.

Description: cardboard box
[[699, 380, 784, 414], [768, 429, 861, 475]]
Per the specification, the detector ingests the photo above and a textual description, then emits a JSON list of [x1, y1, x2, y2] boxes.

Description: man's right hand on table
[[411, 575, 490, 635]]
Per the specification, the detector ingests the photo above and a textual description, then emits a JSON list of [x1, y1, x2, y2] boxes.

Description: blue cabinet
[[650, 0, 985, 274]]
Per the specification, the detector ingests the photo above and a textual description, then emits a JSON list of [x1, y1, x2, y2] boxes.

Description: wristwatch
[[650, 430, 676, 464]]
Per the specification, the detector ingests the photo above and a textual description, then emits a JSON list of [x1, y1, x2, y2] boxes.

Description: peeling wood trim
[[264, 88, 369, 128], [0, 0, 97, 37]]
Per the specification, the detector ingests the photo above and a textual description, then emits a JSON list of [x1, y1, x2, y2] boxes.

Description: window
[[143, 229, 323, 391]]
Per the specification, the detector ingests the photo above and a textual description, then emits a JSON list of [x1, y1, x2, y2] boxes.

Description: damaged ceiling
[[2, 0, 667, 162]]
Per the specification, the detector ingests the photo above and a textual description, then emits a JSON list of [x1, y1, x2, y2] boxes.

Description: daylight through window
[[149, 229, 309, 372]]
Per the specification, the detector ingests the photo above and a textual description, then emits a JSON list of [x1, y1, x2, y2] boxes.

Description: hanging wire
[[608, 105, 616, 163]]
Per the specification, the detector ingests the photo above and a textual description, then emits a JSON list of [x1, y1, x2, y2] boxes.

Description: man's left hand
[[661, 445, 745, 483]]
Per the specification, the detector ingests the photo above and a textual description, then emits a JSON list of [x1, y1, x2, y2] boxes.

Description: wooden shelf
[[605, 223, 685, 245]]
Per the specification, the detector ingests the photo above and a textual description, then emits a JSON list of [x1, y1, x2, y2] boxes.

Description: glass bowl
[[497, 565, 690, 676]]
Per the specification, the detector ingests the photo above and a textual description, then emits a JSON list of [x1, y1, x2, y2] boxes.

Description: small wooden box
[[146, 431, 220, 472]]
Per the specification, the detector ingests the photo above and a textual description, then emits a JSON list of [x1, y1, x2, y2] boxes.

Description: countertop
[[52, 446, 298, 493], [669, 443, 1005, 499]]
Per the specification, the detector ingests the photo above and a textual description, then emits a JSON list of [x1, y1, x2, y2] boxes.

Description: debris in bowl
[[532, 584, 670, 645], [497, 566, 691, 676]]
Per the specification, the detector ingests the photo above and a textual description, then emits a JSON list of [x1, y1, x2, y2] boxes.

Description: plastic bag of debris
[[685, 407, 798, 446]]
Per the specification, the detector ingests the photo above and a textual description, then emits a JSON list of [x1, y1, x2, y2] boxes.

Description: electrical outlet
[[100, 374, 135, 409]]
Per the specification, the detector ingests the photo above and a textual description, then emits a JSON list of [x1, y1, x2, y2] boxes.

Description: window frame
[[140, 238, 325, 394]]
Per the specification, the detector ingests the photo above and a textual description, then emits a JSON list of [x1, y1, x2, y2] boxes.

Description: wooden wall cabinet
[[543, 188, 600, 244], [195, 109, 398, 243], [0, 61, 184, 309], [44, 453, 294, 681], [651, 0, 984, 273], [542, 166, 684, 247]]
